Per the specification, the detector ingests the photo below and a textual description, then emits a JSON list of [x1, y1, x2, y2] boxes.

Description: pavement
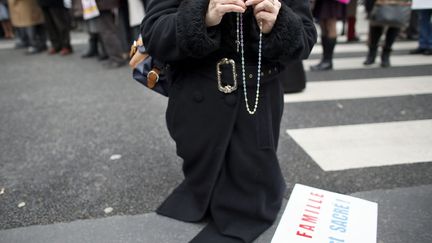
[[0, 185, 431, 243], [1, 6, 432, 243]]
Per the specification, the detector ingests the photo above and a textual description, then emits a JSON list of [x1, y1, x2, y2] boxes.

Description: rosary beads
[[237, 13, 263, 115]]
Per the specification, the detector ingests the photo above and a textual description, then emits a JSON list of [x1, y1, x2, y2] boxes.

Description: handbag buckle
[[147, 68, 160, 89], [217, 58, 237, 94]]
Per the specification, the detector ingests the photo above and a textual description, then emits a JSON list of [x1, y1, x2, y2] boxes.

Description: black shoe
[[310, 61, 333, 71], [409, 48, 427, 54], [423, 49, 432, 55], [347, 36, 360, 42], [363, 47, 377, 66], [103, 60, 126, 69], [98, 54, 109, 61], [81, 51, 98, 58], [381, 48, 392, 68]]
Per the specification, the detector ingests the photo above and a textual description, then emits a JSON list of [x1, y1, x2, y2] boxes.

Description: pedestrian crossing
[[284, 39, 432, 172], [304, 54, 432, 70]]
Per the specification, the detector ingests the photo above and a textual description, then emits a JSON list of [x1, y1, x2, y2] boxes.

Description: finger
[[253, 0, 279, 14], [215, 4, 247, 15], [217, 0, 247, 8], [245, 0, 264, 7], [255, 11, 277, 23]]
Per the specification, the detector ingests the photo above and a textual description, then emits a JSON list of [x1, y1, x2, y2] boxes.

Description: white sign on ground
[[272, 184, 378, 243]]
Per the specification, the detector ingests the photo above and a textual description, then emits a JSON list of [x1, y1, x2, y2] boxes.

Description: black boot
[[82, 33, 98, 58], [363, 46, 377, 65], [381, 48, 392, 68], [311, 37, 335, 71], [98, 37, 109, 61]]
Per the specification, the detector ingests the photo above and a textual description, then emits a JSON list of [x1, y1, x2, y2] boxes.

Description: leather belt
[[217, 58, 280, 93]]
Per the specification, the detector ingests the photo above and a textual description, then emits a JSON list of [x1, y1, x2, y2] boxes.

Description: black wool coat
[[141, 0, 316, 242]]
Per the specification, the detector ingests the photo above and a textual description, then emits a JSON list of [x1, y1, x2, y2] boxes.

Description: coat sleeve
[[141, 0, 221, 62], [262, 0, 317, 63]]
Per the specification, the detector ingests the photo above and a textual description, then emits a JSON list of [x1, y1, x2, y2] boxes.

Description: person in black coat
[[141, 0, 316, 242], [363, 0, 407, 67], [37, 0, 72, 55]]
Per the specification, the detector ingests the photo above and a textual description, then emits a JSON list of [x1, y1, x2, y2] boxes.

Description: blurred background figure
[[92, 0, 126, 68], [310, 0, 347, 71], [8, 0, 47, 54], [410, 0, 432, 55], [72, 0, 107, 60], [364, 0, 412, 68], [0, 0, 14, 39], [37, 0, 72, 55], [403, 11, 419, 40], [127, 0, 145, 40], [346, 0, 360, 42]]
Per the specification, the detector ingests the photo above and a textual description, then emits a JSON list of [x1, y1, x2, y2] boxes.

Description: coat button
[[193, 91, 204, 103], [224, 94, 237, 106]]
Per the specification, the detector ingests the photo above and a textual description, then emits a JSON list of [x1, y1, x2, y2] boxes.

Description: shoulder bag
[[129, 35, 170, 97]]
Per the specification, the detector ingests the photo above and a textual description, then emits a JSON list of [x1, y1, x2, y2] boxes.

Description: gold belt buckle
[[217, 58, 237, 94]]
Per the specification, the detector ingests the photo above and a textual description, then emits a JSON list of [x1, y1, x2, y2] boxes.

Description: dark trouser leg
[[381, 27, 400, 67], [191, 80, 285, 243], [15, 27, 30, 48], [97, 11, 125, 63], [25, 24, 47, 53], [41, 7, 61, 51], [48, 7, 72, 49], [419, 10, 432, 49], [347, 17, 358, 41], [157, 74, 239, 222], [364, 25, 383, 65], [82, 33, 99, 58]]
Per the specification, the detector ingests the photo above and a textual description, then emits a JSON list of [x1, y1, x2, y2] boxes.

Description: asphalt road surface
[[1, 24, 432, 242]]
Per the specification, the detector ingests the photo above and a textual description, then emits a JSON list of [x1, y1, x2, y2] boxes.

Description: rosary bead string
[[238, 13, 262, 115]]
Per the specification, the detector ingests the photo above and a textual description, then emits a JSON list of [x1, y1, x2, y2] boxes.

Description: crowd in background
[[311, 0, 432, 71], [0, 0, 145, 69], [0, 0, 431, 71]]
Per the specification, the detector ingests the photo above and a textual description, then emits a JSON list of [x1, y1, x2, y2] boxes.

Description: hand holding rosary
[[206, 0, 281, 114], [205, 0, 281, 34]]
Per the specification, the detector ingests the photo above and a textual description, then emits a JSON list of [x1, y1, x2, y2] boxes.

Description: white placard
[[272, 184, 378, 243], [128, 0, 146, 27], [81, 0, 100, 20], [412, 0, 432, 9]]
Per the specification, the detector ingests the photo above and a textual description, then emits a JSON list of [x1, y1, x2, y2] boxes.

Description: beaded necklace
[[237, 13, 262, 115]]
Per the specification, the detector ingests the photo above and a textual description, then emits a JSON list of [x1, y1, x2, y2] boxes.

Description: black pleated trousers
[[158, 65, 286, 243], [40, 6, 71, 50]]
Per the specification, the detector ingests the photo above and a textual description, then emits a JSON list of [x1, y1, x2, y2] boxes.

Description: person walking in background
[[91, 0, 126, 68], [410, 0, 432, 55], [37, 0, 72, 55], [346, 0, 360, 42], [364, 0, 412, 68], [8, 0, 47, 54], [311, 0, 347, 71], [0, 0, 14, 39], [72, 0, 107, 60]]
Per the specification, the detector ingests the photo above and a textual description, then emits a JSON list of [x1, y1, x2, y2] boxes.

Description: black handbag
[[129, 36, 170, 97], [370, 4, 411, 27]]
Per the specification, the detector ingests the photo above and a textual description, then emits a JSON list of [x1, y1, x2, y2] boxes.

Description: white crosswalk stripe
[[285, 40, 432, 172], [287, 119, 432, 171], [310, 41, 419, 55], [284, 76, 432, 103], [305, 54, 432, 70]]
